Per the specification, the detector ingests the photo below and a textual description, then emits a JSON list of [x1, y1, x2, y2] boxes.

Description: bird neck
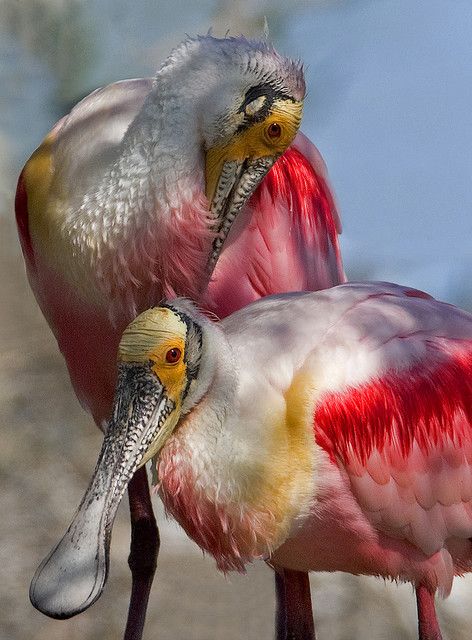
[[65, 83, 214, 320], [118, 80, 205, 202], [157, 325, 316, 571]]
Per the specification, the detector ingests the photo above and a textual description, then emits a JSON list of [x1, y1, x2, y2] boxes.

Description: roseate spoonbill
[[16, 35, 344, 639], [30, 282, 472, 640]]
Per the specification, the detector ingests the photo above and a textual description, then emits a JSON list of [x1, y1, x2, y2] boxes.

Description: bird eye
[[267, 122, 282, 139], [165, 347, 182, 364]]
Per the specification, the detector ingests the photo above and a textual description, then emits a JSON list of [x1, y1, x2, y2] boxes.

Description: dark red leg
[[275, 568, 316, 640], [416, 584, 443, 640], [124, 466, 160, 640]]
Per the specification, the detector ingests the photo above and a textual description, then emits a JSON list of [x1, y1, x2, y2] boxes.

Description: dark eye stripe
[[161, 305, 203, 400], [240, 83, 296, 113], [236, 83, 296, 133]]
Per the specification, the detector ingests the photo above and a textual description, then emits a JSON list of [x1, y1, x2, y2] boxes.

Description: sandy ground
[[1, 192, 470, 640]]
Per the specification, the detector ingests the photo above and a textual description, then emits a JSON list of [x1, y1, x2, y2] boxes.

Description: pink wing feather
[[204, 136, 346, 317], [314, 287, 472, 591]]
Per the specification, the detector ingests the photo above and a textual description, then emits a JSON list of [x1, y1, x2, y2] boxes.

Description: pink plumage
[[317, 345, 472, 464], [204, 142, 345, 317], [15, 138, 343, 424], [315, 340, 472, 595]]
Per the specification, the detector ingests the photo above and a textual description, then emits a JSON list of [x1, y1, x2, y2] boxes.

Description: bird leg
[[274, 568, 316, 640], [416, 584, 443, 640], [124, 466, 160, 640]]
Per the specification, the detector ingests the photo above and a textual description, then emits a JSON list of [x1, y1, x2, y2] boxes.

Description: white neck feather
[[63, 75, 211, 318], [89, 82, 205, 238], [180, 317, 237, 422]]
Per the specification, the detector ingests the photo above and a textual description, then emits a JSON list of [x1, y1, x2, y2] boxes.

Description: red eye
[[165, 347, 182, 364], [267, 122, 282, 139]]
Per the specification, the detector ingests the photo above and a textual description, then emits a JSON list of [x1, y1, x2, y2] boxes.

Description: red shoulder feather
[[253, 146, 344, 283], [315, 342, 472, 465]]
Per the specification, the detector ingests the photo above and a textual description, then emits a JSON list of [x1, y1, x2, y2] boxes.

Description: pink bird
[[16, 36, 344, 639], [30, 282, 472, 640]]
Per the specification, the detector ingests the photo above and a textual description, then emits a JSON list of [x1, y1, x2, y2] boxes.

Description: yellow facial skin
[[119, 307, 188, 402], [118, 307, 189, 465], [140, 340, 188, 465], [205, 99, 303, 204], [148, 338, 187, 400]]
